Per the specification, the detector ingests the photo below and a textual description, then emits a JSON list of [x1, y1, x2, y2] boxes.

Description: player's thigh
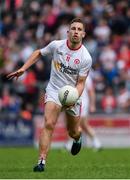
[[44, 101, 61, 126]]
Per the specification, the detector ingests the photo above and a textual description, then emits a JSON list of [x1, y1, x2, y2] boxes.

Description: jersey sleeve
[[79, 55, 92, 77], [86, 75, 93, 90], [40, 41, 56, 56]]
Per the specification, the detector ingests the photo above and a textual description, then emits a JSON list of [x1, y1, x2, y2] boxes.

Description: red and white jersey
[[40, 39, 92, 91]]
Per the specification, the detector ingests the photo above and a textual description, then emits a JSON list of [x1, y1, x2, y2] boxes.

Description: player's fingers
[[7, 74, 16, 80], [16, 76, 19, 81], [7, 71, 23, 79], [7, 72, 17, 79], [63, 104, 74, 110]]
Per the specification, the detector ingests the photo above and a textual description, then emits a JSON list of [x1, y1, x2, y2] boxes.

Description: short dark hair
[[69, 18, 85, 30]]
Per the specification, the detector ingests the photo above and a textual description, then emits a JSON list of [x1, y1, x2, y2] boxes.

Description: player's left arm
[[77, 51, 92, 97], [63, 75, 87, 110], [76, 75, 87, 97]]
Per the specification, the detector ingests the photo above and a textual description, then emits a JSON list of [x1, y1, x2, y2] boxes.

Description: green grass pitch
[[0, 147, 130, 179]]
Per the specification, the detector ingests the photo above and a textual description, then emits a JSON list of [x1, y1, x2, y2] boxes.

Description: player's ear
[[82, 32, 86, 38]]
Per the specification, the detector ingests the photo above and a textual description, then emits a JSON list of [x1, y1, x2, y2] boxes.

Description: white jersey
[[40, 39, 92, 92]]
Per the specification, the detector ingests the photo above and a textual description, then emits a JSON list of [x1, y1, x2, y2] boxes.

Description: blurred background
[[0, 0, 130, 148]]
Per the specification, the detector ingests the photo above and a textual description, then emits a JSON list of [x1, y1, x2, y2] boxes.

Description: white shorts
[[44, 88, 81, 117], [81, 98, 89, 117]]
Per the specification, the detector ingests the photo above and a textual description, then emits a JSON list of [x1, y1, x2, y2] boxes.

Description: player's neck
[[67, 40, 82, 51]]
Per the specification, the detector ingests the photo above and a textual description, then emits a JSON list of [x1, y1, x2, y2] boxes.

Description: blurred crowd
[[0, 0, 130, 117]]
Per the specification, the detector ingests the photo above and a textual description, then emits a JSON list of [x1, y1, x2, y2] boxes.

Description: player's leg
[[81, 97, 102, 150], [33, 101, 61, 172], [66, 113, 81, 140], [81, 117, 102, 150], [81, 116, 96, 138], [65, 112, 82, 155]]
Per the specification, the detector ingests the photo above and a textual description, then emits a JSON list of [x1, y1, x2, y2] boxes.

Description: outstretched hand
[[7, 68, 25, 80]]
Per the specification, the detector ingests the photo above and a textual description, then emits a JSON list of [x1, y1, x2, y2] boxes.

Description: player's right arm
[[7, 49, 41, 80], [7, 41, 57, 80]]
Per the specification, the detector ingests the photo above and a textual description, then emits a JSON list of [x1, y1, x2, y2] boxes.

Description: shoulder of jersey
[[82, 45, 92, 58], [82, 44, 89, 53], [53, 39, 66, 45]]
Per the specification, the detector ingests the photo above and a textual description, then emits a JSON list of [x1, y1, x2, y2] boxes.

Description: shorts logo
[[74, 59, 80, 64]]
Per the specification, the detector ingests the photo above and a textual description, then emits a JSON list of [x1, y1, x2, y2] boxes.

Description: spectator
[[94, 18, 111, 44], [101, 86, 117, 113], [0, 0, 130, 114], [116, 82, 130, 112]]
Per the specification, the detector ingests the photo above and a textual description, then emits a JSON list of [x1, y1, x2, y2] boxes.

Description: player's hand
[[7, 68, 25, 80], [62, 103, 75, 110]]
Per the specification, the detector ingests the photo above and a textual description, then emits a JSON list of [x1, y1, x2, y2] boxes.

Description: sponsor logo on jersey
[[54, 61, 61, 71], [53, 61, 78, 75]]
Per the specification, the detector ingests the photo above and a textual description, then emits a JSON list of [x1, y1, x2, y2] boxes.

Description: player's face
[[68, 22, 85, 44]]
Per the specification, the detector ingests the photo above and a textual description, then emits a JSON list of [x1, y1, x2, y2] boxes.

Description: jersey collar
[[66, 40, 82, 51]]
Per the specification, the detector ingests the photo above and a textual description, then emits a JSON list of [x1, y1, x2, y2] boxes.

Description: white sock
[[92, 137, 101, 149], [65, 139, 73, 151], [38, 158, 46, 165]]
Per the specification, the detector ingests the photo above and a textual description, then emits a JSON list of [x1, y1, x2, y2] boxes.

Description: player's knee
[[45, 121, 55, 131]]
